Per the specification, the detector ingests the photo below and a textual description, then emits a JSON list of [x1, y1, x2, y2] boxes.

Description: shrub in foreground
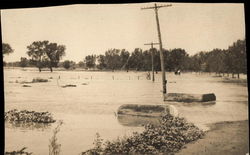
[[82, 113, 204, 155], [5, 147, 32, 155]]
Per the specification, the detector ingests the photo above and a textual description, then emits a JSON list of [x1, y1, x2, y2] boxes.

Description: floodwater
[[4, 68, 248, 155]]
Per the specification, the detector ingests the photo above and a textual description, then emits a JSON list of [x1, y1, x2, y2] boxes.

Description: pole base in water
[[164, 93, 216, 102]]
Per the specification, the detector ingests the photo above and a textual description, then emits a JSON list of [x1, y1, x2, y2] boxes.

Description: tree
[[45, 43, 66, 72], [167, 48, 188, 71], [128, 48, 144, 71], [96, 54, 107, 70], [27, 41, 66, 72], [120, 49, 130, 70], [62, 60, 75, 69], [78, 61, 85, 68], [227, 39, 246, 78], [20, 57, 28, 67], [2, 43, 14, 56], [104, 49, 122, 70], [84, 55, 96, 69], [27, 41, 48, 72]]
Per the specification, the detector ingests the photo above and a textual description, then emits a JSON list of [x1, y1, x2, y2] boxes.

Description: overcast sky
[[1, 3, 245, 62]]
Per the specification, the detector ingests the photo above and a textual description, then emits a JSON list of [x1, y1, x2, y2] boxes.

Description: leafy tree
[[20, 57, 28, 67], [97, 54, 106, 70], [227, 39, 246, 78], [84, 55, 96, 69], [45, 43, 66, 72], [62, 60, 75, 69], [167, 48, 189, 71], [104, 49, 122, 70], [78, 61, 85, 68], [27, 41, 66, 72], [128, 48, 144, 71], [2, 43, 14, 56], [120, 49, 130, 70], [27, 41, 48, 72]]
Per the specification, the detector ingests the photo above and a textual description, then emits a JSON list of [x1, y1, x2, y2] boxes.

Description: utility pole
[[144, 42, 159, 82], [141, 3, 172, 95]]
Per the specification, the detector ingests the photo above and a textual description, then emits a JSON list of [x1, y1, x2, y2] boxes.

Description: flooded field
[[4, 67, 248, 155]]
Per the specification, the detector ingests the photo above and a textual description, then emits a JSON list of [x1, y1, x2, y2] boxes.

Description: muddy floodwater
[[4, 68, 248, 155]]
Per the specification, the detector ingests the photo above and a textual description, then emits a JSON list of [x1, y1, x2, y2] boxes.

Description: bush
[[5, 109, 56, 123], [81, 113, 204, 155]]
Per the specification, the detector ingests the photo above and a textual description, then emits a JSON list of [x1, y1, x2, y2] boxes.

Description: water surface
[[4, 68, 248, 154]]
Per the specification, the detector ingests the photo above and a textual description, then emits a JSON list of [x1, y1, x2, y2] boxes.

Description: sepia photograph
[[2, 2, 248, 155]]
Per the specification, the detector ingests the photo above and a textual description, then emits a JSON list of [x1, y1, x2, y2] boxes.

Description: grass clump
[[81, 113, 204, 155]]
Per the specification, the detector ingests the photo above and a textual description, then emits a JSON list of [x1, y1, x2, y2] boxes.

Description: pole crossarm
[[141, 4, 172, 10], [144, 43, 159, 46]]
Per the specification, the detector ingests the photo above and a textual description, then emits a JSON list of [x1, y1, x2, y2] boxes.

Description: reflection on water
[[117, 115, 162, 127], [167, 101, 216, 107], [5, 121, 52, 131], [4, 68, 248, 155]]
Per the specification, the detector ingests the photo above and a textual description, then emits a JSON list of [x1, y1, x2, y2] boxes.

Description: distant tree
[[227, 39, 246, 78], [168, 48, 189, 71], [142, 50, 152, 71], [20, 57, 28, 67], [62, 60, 75, 69], [27, 40, 66, 72], [128, 48, 144, 71], [97, 54, 106, 70], [84, 55, 96, 69], [27, 41, 48, 72], [119, 49, 130, 70], [78, 61, 85, 68], [104, 49, 122, 70], [2, 43, 14, 56], [153, 50, 161, 71], [45, 43, 66, 72]]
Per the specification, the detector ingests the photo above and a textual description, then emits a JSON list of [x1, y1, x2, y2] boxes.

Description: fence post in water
[[138, 76, 139, 80], [91, 76, 92, 80], [112, 76, 114, 80]]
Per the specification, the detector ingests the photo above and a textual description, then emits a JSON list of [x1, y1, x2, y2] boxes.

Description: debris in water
[[61, 84, 77, 88], [32, 78, 49, 83]]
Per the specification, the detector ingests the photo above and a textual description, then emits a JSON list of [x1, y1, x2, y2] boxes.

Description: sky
[[1, 3, 245, 62]]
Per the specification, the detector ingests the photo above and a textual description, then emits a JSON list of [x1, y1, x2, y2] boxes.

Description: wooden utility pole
[[144, 42, 159, 82], [141, 3, 172, 95]]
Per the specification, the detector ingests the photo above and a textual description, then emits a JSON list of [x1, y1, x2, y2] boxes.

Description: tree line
[[2, 39, 247, 77]]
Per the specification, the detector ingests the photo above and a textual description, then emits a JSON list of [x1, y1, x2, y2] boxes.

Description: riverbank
[[176, 120, 249, 155]]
